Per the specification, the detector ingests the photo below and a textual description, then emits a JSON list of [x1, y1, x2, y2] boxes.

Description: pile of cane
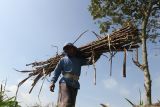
[[16, 25, 140, 94]]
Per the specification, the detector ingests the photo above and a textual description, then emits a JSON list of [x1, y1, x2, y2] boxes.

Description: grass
[[0, 81, 20, 107], [125, 89, 160, 107]]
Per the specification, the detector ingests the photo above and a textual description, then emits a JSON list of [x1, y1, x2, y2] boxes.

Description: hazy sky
[[0, 0, 160, 107]]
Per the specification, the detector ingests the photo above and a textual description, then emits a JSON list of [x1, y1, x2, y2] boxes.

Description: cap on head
[[63, 43, 77, 51]]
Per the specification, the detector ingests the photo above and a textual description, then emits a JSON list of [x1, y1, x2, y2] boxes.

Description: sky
[[0, 0, 160, 107]]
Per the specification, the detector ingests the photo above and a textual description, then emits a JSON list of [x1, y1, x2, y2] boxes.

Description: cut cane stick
[[123, 48, 127, 77], [136, 48, 138, 62], [91, 43, 96, 85]]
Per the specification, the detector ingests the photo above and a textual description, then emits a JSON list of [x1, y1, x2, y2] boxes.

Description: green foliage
[[0, 83, 20, 107], [125, 98, 135, 106], [125, 97, 144, 106], [89, 0, 160, 42]]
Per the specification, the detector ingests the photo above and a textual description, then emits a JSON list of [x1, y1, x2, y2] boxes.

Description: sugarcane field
[[0, 0, 160, 107]]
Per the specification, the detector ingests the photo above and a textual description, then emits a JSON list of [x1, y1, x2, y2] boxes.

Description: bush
[[0, 83, 20, 107]]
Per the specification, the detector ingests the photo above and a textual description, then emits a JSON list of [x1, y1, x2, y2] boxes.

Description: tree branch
[[132, 58, 145, 71]]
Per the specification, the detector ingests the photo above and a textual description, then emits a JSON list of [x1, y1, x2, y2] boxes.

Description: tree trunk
[[142, 36, 152, 104], [142, 20, 152, 104], [141, 0, 154, 104]]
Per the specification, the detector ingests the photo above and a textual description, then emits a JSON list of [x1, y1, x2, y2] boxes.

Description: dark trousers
[[57, 83, 78, 107]]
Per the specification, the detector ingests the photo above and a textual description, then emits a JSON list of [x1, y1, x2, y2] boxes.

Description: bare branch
[[132, 58, 145, 71]]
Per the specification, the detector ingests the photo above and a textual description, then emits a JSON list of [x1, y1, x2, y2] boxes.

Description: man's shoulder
[[60, 56, 68, 61]]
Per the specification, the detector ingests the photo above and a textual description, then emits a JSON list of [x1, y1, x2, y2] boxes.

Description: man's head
[[63, 43, 77, 56]]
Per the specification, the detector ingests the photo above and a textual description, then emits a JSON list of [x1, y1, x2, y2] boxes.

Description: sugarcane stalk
[[123, 48, 127, 77], [73, 30, 88, 44], [92, 54, 96, 85], [136, 48, 139, 62], [91, 43, 96, 85]]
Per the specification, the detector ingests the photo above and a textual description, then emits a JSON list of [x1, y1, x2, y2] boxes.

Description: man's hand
[[50, 82, 55, 92]]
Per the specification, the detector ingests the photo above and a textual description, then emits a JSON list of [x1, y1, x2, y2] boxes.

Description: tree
[[89, 0, 160, 105]]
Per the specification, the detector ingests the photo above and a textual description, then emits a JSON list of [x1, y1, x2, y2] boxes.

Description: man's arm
[[50, 59, 63, 92], [51, 59, 63, 83]]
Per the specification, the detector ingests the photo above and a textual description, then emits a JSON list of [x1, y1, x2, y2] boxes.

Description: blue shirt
[[51, 54, 88, 89]]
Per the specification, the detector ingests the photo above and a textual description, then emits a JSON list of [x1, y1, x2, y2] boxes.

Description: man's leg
[[57, 83, 78, 107], [70, 87, 78, 106]]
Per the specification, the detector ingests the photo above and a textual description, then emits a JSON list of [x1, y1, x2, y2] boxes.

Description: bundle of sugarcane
[[78, 25, 139, 58], [16, 25, 140, 94]]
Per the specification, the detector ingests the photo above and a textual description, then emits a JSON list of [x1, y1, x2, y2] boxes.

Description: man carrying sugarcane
[[49, 43, 101, 107]]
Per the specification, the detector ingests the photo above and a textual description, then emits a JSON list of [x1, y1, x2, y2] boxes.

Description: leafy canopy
[[89, 0, 160, 42]]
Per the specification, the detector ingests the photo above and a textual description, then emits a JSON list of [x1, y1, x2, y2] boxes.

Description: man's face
[[65, 46, 76, 56]]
